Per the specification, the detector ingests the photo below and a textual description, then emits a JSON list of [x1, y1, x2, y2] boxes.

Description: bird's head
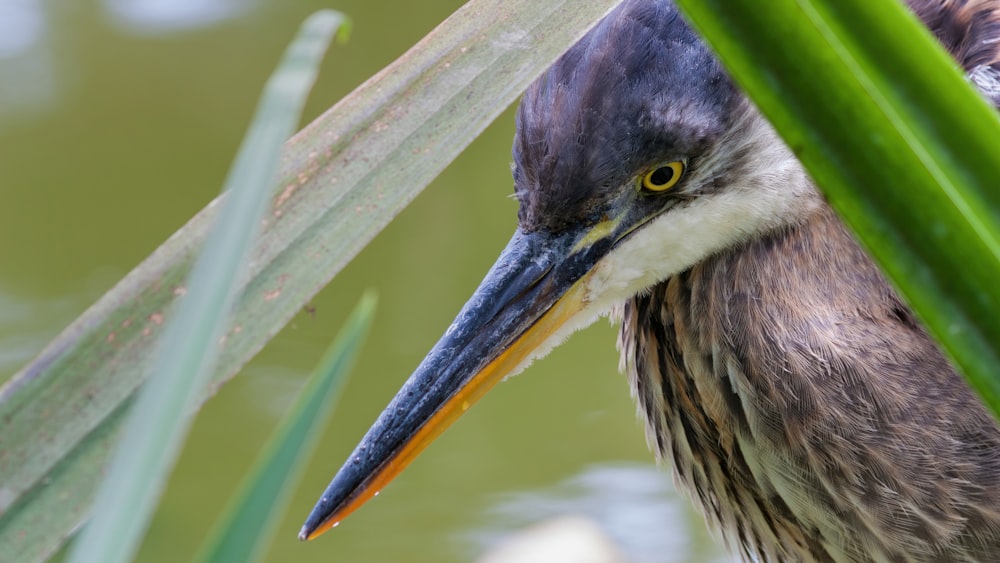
[[300, 0, 820, 540]]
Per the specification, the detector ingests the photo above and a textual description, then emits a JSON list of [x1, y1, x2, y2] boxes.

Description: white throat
[[504, 110, 823, 380], [582, 109, 822, 316]]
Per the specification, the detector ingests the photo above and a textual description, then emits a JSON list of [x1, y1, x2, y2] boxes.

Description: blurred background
[[0, 0, 727, 561]]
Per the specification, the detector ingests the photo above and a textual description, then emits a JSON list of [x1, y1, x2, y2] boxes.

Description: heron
[[300, 0, 1000, 560]]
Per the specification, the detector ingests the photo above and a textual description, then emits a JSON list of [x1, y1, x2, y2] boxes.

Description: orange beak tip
[[300, 518, 342, 541]]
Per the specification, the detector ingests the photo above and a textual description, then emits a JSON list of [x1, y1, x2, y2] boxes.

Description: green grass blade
[[675, 0, 1000, 414], [65, 11, 346, 563], [194, 292, 375, 563], [0, 2, 622, 560]]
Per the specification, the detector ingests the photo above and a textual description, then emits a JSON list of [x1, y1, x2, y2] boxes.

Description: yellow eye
[[640, 161, 684, 192]]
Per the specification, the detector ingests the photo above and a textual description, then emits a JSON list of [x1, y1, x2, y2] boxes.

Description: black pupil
[[649, 166, 674, 186]]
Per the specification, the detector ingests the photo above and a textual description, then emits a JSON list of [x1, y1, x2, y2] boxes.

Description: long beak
[[299, 224, 618, 540]]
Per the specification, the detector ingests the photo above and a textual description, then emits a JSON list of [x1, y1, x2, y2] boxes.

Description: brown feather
[[618, 2, 1000, 561], [621, 207, 1000, 561], [908, 0, 1000, 70]]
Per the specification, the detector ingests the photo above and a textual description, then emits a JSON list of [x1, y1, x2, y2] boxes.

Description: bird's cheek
[[581, 255, 648, 315]]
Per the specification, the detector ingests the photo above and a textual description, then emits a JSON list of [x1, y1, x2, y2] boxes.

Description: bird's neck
[[725, 203, 895, 307], [617, 205, 896, 560]]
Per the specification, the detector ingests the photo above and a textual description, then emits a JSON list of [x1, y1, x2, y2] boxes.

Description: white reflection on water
[[0, 0, 44, 59], [0, 0, 57, 119], [101, 0, 254, 35], [465, 462, 730, 563]]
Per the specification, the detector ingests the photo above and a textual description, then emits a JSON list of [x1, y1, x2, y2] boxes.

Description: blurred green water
[[0, 1, 726, 561]]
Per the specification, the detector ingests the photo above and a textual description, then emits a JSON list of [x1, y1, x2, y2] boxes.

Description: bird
[[300, 0, 1000, 561]]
